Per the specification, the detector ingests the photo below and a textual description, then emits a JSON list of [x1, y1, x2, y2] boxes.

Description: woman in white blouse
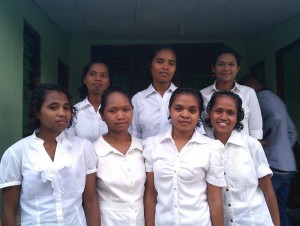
[[94, 88, 146, 225], [68, 61, 111, 142], [0, 84, 100, 226], [200, 45, 263, 140], [205, 90, 280, 226], [130, 44, 178, 140], [143, 87, 225, 226]]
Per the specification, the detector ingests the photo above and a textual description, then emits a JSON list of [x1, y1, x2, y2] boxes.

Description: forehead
[[105, 92, 130, 105], [172, 93, 199, 106], [89, 63, 108, 71], [216, 53, 237, 62], [214, 95, 237, 108], [154, 49, 176, 60], [43, 91, 69, 103]]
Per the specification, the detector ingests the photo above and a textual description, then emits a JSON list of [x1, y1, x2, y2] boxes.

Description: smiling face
[[100, 92, 133, 133], [37, 91, 71, 136], [169, 93, 200, 134], [212, 53, 240, 85], [83, 63, 110, 96], [150, 49, 176, 85], [208, 95, 238, 140]]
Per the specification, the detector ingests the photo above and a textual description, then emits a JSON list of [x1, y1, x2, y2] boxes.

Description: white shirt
[[216, 130, 273, 226], [94, 135, 146, 226], [0, 131, 97, 226], [200, 81, 263, 139], [130, 83, 177, 139], [67, 97, 108, 142], [143, 129, 226, 226]]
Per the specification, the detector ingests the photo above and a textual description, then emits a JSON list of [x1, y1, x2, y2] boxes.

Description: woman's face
[[150, 49, 176, 85], [212, 53, 240, 84], [169, 93, 200, 134], [83, 63, 110, 95], [100, 92, 133, 133], [37, 91, 71, 135], [209, 95, 238, 136]]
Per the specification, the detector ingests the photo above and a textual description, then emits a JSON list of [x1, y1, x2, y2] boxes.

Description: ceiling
[[31, 0, 300, 41]]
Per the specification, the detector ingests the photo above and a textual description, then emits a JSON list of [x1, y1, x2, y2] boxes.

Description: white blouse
[[0, 131, 97, 226], [218, 130, 273, 226], [130, 83, 177, 139], [143, 129, 226, 226], [94, 135, 146, 226], [67, 97, 108, 142], [201, 81, 263, 139]]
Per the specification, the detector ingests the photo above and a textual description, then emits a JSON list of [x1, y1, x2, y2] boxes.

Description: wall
[[244, 14, 300, 140], [0, 0, 71, 216], [244, 14, 300, 91], [0, 0, 70, 154]]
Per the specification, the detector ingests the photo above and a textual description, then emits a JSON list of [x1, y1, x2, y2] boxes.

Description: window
[[23, 21, 41, 137]]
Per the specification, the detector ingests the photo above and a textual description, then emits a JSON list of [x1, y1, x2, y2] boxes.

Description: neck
[[103, 130, 131, 142], [36, 129, 60, 143], [216, 80, 235, 91], [152, 81, 171, 97], [87, 93, 102, 111], [213, 131, 231, 145], [172, 128, 194, 142], [172, 128, 194, 151]]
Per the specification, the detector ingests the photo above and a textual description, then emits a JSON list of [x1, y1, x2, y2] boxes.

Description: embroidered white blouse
[[143, 129, 226, 226], [216, 130, 273, 226], [0, 131, 97, 226], [200, 81, 263, 139], [67, 97, 108, 142], [94, 135, 146, 226]]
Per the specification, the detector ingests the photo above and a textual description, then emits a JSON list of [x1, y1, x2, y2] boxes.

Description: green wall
[[0, 0, 70, 155], [243, 14, 300, 140], [244, 14, 300, 90], [0, 0, 70, 153], [0, 0, 71, 216]]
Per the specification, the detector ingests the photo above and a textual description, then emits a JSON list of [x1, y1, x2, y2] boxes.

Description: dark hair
[[168, 87, 204, 127], [211, 45, 242, 66], [205, 91, 244, 131], [78, 60, 111, 98], [29, 84, 77, 131], [99, 87, 132, 114], [145, 44, 178, 81]]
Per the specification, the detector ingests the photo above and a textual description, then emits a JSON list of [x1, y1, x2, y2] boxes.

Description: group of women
[[0, 44, 280, 226]]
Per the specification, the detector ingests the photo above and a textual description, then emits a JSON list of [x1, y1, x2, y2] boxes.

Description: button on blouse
[[94, 135, 146, 226], [143, 129, 226, 226], [0, 131, 97, 226]]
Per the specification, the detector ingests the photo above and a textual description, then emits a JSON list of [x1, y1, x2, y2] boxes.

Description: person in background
[[68, 60, 111, 142], [130, 44, 178, 140], [205, 90, 280, 226], [0, 84, 100, 226], [200, 45, 263, 140], [94, 88, 146, 225], [143, 87, 225, 226], [240, 75, 297, 226]]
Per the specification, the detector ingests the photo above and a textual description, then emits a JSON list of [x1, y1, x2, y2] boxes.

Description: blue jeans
[[271, 171, 295, 226]]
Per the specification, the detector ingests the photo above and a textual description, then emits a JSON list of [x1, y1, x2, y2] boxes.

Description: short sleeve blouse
[[0, 131, 96, 226], [219, 130, 273, 226], [143, 129, 225, 226], [94, 135, 146, 226]]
